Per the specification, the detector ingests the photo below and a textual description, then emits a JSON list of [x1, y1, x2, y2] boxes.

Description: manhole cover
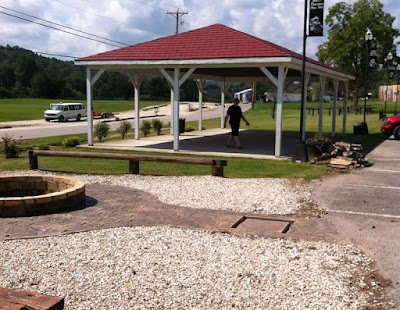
[[231, 216, 293, 234]]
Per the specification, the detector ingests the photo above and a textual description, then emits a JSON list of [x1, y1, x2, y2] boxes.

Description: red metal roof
[[78, 23, 302, 62]]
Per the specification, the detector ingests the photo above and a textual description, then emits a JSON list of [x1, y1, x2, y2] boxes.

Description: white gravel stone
[[1, 171, 313, 215], [0, 226, 373, 309], [0, 171, 387, 309]]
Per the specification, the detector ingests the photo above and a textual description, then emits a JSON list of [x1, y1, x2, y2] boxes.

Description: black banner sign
[[309, 0, 324, 36]]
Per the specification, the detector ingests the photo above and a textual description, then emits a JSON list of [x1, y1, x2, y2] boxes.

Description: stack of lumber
[[329, 142, 372, 169]]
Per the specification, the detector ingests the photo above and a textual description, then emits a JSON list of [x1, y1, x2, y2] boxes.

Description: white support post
[[86, 68, 104, 146], [332, 79, 339, 137], [170, 87, 174, 134], [160, 67, 196, 151], [134, 84, 139, 139], [318, 76, 327, 137], [160, 68, 196, 139], [128, 73, 144, 140], [259, 66, 288, 157], [173, 68, 180, 151], [301, 72, 311, 141], [86, 68, 93, 146], [342, 81, 349, 134], [275, 66, 286, 157], [220, 81, 225, 128], [196, 79, 204, 131]]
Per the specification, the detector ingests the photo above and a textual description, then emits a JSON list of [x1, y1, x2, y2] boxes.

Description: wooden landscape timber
[[28, 150, 227, 177], [0, 287, 64, 310]]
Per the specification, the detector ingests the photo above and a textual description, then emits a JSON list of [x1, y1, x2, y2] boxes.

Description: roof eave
[[74, 56, 293, 67], [75, 56, 354, 81]]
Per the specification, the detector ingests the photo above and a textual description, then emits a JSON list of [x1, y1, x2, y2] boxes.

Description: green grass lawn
[[191, 100, 387, 135], [0, 147, 329, 179], [0, 98, 390, 179], [0, 98, 166, 122]]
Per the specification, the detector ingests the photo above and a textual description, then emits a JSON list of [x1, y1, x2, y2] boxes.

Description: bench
[[28, 150, 227, 177], [307, 106, 344, 116], [0, 287, 64, 310]]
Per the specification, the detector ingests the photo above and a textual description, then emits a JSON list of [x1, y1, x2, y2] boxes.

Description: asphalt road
[[0, 103, 235, 140], [0, 117, 132, 140], [314, 137, 400, 306]]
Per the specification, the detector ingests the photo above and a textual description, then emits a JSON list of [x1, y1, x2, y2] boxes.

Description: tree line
[[0, 45, 202, 101]]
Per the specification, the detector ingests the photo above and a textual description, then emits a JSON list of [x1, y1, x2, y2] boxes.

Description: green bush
[[305, 135, 331, 153], [140, 120, 152, 137], [94, 122, 110, 142], [117, 120, 132, 139], [62, 136, 80, 148], [2, 134, 21, 158], [151, 119, 163, 135], [185, 124, 196, 132]]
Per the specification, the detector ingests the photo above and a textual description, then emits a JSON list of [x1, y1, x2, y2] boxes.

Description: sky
[[0, 0, 399, 61]]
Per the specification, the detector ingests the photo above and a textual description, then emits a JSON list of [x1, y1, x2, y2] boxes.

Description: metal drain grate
[[231, 216, 293, 234]]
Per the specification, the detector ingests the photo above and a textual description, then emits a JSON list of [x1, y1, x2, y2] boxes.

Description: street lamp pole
[[384, 51, 393, 114], [363, 29, 373, 128]]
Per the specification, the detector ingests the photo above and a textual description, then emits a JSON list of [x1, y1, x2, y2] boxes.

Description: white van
[[44, 103, 86, 122]]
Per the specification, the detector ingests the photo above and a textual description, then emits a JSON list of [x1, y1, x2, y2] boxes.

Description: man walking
[[223, 98, 250, 149]]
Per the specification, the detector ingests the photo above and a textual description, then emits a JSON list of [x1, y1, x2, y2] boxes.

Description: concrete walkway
[[314, 137, 400, 306]]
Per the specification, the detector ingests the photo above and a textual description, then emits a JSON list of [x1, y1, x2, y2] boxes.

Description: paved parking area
[[314, 138, 400, 306]]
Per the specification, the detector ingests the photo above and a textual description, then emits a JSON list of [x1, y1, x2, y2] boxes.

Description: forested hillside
[[0, 45, 202, 101]]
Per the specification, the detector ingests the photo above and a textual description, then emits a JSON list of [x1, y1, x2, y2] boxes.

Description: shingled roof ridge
[[215, 24, 299, 56], [130, 23, 223, 48]]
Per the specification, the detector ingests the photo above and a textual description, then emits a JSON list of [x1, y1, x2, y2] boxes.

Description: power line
[[166, 9, 188, 34], [33, 51, 80, 59], [0, 11, 124, 48], [0, 5, 129, 46], [187, 12, 209, 28]]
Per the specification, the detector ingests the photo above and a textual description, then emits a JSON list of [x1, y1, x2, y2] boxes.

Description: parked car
[[381, 114, 400, 139], [44, 103, 86, 122]]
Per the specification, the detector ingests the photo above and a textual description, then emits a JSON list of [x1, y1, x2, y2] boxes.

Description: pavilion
[[75, 23, 354, 157]]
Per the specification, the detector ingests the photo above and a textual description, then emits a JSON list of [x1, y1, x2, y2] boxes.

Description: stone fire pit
[[0, 175, 85, 217]]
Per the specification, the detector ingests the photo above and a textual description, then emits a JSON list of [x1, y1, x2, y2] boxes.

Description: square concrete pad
[[231, 216, 292, 234]]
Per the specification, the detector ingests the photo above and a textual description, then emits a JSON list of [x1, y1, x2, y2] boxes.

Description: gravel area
[[0, 171, 392, 309], [1, 171, 313, 215], [0, 226, 379, 309]]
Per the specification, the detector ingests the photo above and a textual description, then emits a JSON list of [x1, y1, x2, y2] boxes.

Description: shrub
[[62, 136, 80, 148], [305, 135, 331, 154], [151, 119, 163, 135], [2, 134, 22, 158], [94, 122, 110, 142], [140, 120, 152, 137], [185, 124, 196, 132], [117, 120, 132, 139]]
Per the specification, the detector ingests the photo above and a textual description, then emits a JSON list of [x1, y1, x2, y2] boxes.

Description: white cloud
[[0, 0, 399, 60]]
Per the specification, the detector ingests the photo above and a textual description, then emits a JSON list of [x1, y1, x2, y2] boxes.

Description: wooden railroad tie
[[28, 150, 227, 177], [0, 287, 64, 310]]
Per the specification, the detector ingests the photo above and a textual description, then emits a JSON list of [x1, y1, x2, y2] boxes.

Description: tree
[[93, 72, 132, 100], [15, 55, 38, 87], [181, 79, 198, 101], [0, 63, 15, 88], [316, 0, 399, 105], [31, 70, 65, 98]]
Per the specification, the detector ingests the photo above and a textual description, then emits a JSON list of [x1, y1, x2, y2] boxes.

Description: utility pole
[[166, 8, 188, 34]]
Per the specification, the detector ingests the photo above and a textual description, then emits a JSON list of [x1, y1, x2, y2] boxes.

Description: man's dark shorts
[[230, 122, 240, 136]]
